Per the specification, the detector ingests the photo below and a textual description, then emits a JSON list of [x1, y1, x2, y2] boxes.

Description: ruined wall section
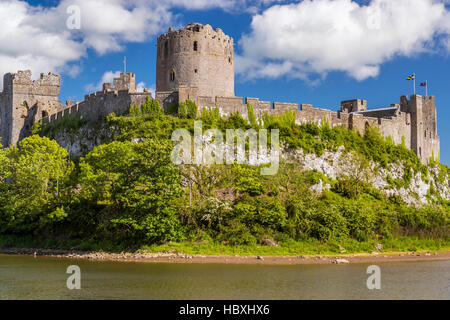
[[156, 23, 234, 98], [0, 70, 62, 146], [378, 111, 411, 148]]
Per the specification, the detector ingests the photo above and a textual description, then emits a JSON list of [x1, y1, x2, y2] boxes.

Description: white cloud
[[237, 0, 450, 81], [148, 84, 156, 97], [0, 0, 85, 86], [1, 0, 275, 88], [84, 70, 121, 92], [136, 81, 146, 93], [0, 0, 171, 87]]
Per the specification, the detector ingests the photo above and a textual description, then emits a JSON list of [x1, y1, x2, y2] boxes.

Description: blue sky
[[1, 0, 450, 163]]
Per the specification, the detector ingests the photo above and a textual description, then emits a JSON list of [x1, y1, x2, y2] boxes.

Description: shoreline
[[1, 247, 449, 265]]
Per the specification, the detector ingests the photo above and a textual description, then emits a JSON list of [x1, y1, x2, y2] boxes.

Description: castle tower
[[0, 70, 61, 146], [156, 23, 235, 100], [400, 94, 440, 163], [340, 99, 367, 113]]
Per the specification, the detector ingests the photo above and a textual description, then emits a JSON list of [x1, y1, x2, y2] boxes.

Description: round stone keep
[[156, 23, 235, 98]]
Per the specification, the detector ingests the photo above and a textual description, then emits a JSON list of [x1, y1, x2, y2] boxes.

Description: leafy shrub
[[178, 102, 187, 118], [186, 99, 198, 119]]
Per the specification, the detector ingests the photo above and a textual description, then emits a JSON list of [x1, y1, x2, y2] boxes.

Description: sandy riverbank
[[1, 247, 449, 265]]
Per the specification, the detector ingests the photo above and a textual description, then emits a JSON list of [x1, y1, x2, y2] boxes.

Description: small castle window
[[170, 70, 175, 82], [193, 41, 198, 51], [194, 26, 200, 32], [164, 41, 168, 58], [194, 69, 198, 74]]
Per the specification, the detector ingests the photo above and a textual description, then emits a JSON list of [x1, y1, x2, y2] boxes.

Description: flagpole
[[413, 73, 416, 95]]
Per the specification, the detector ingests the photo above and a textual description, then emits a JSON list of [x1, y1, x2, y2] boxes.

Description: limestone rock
[[332, 258, 349, 264], [262, 238, 279, 247]]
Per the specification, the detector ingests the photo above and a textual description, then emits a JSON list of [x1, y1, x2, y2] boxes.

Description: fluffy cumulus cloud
[[0, 0, 283, 87], [0, 0, 173, 86], [237, 0, 450, 81]]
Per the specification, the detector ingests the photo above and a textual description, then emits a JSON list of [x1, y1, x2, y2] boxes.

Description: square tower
[[341, 99, 367, 113], [0, 70, 61, 146]]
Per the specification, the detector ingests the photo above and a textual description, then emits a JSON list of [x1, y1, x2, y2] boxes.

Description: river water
[[0, 254, 448, 300]]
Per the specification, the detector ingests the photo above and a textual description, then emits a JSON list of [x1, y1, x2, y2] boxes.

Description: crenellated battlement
[[2, 70, 60, 96], [158, 23, 233, 45]]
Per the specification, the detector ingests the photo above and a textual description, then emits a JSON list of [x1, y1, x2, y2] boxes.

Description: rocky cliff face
[[52, 126, 449, 207], [52, 124, 116, 158], [285, 147, 449, 207]]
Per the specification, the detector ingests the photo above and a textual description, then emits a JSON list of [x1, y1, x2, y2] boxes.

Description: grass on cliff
[[34, 113, 88, 138]]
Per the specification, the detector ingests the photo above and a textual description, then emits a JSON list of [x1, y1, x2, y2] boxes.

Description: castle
[[0, 23, 440, 163]]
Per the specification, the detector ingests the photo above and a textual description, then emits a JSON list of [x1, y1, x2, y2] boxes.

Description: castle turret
[[156, 23, 234, 100]]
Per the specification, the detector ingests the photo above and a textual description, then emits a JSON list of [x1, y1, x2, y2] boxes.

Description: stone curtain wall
[[43, 90, 152, 124], [188, 94, 438, 164]]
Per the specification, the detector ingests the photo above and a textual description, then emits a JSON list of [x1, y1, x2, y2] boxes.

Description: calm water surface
[[0, 254, 449, 299]]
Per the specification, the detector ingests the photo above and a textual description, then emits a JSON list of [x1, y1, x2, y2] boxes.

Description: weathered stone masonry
[[155, 23, 440, 164], [0, 22, 440, 164], [0, 71, 152, 146]]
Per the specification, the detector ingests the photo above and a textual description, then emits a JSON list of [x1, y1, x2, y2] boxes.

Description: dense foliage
[[0, 99, 448, 251]]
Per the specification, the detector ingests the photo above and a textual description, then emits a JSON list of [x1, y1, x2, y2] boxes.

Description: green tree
[[178, 102, 187, 119], [79, 139, 184, 242], [142, 96, 152, 114], [150, 98, 163, 115], [127, 103, 142, 117], [0, 136, 73, 233], [247, 103, 257, 128]]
